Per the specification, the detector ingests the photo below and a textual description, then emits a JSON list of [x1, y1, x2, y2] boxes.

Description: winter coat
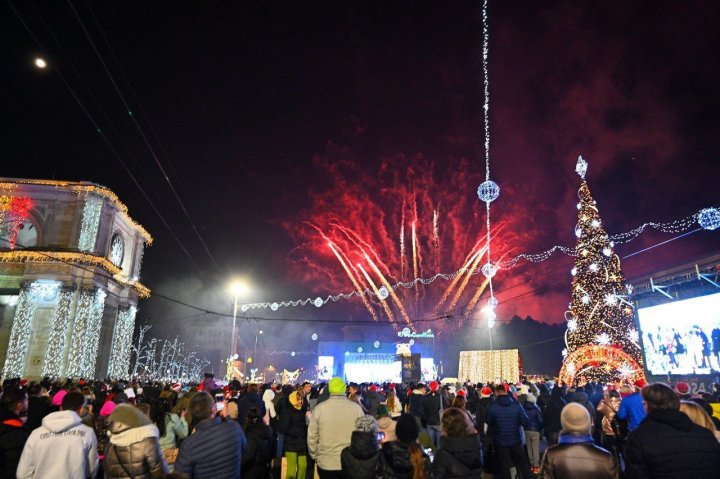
[[237, 392, 267, 428], [159, 412, 188, 450], [624, 408, 720, 479], [104, 405, 168, 479], [379, 440, 432, 479], [25, 396, 50, 432], [95, 413, 111, 456], [340, 431, 380, 479], [278, 399, 308, 453], [16, 410, 98, 479], [241, 423, 274, 479], [475, 397, 492, 437], [433, 434, 483, 479], [408, 390, 425, 417], [486, 395, 528, 447], [262, 389, 276, 422], [365, 391, 383, 418], [543, 395, 567, 434], [377, 416, 397, 443], [175, 416, 247, 479], [523, 402, 543, 432], [615, 392, 646, 432], [0, 407, 28, 478], [308, 395, 364, 471], [539, 433, 619, 479], [596, 397, 621, 436], [421, 391, 443, 427], [572, 392, 596, 426]]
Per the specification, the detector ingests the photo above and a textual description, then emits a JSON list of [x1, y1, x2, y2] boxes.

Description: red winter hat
[[429, 381, 439, 392], [388, 384, 396, 390], [675, 382, 690, 394], [456, 390, 466, 398], [369, 385, 378, 392], [634, 379, 647, 389], [481, 387, 492, 397]]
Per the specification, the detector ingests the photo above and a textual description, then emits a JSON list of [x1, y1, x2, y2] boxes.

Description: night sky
[[2, 1, 719, 354]]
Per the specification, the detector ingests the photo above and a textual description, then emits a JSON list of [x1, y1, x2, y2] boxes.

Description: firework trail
[[327, 241, 379, 321], [357, 263, 396, 328]]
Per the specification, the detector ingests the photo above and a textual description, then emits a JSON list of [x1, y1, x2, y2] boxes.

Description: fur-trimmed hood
[[108, 424, 159, 446]]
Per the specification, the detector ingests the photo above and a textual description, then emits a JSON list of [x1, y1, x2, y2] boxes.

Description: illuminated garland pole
[[560, 157, 645, 384], [477, 0, 500, 329], [66, 288, 107, 378], [41, 287, 75, 377], [2, 283, 39, 378], [107, 306, 138, 379]]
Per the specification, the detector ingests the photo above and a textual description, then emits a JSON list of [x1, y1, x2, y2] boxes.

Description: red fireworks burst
[[285, 151, 515, 331]]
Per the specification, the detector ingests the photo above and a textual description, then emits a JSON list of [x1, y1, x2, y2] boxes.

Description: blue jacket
[[175, 416, 247, 478], [486, 395, 528, 447], [616, 392, 646, 431], [522, 402, 543, 432]]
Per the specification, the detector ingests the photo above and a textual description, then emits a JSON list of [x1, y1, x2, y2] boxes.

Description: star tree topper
[[576, 155, 588, 179]]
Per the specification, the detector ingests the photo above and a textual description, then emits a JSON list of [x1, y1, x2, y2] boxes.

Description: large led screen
[[637, 293, 720, 375]]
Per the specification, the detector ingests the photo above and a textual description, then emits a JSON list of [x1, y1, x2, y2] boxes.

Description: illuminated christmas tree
[[559, 157, 646, 385]]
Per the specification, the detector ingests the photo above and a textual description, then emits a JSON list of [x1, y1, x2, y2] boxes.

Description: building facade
[[0, 178, 151, 379]]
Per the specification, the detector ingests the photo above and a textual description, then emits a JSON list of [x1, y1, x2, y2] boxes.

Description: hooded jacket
[[486, 395, 528, 447], [421, 391, 443, 427], [625, 408, 720, 479], [241, 422, 274, 479], [433, 434, 483, 479], [0, 406, 29, 478], [365, 390, 383, 418], [308, 394, 365, 471], [262, 389, 276, 421], [104, 404, 168, 479], [540, 433, 618, 479], [379, 440, 432, 479], [408, 389, 425, 417], [340, 430, 380, 479], [522, 401, 543, 432], [278, 395, 308, 453], [16, 410, 98, 479], [543, 390, 567, 434], [572, 392, 596, 426]]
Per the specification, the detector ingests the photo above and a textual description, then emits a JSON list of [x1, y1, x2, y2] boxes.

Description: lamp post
[[228, 280, 249, 380]]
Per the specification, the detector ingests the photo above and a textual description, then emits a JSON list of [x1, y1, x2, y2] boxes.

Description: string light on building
[[78, 196, 103, 252], [2, 284, 38, 378], [107, 306, 137, 379], [66, 289, 107, 378], [41, 288, 74, 377]]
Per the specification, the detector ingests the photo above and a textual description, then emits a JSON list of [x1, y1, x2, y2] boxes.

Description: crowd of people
[[0, 373, 719, 478]]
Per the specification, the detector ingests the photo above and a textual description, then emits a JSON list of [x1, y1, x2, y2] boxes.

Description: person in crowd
[[262, 387, 277, 426], [625, 383, 720, 478], [25, 384, 50, 432], [16, 391, 98, 479], [377, 405, 397, 443], [384, 389, 403, 418], [281, 390, 310, 479], [0, 387, 29, 477], [237, 383, 266, 428], [172, 386, 198, 427], [241, 406, 274, 479], [340, 415, 381, 479], [174, 392, 247, 479], [680, 400, 720, 441], [308, 377, 364, 478], [523, 393, 543, 473], [421, 381, 443, 448], [674, 381, 692, 400], [571, 388, 595, 435], [433, 407, 482, 479], [596, 389, 622, 458], [485, 384, 533, 479], [200, 373, 217, 394], [349, 391, 369, 413], [690, 396, 720, 430], [408, 383, 426, 427], [103, 403, 168, 478], [95, 396, 116, 458], [152, 397, 188, 470], [450, 390, 467, 410], [379, 413, 432, 479], [539, 402, 618, 478], [365, 385, 383, 418], [544, 387, 567, 446], [274, 384, 294, 461], [615, 380, 646, 432]]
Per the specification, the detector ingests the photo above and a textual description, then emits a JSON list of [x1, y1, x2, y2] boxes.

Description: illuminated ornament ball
[[271, 302, 279, 311], [314, 297, 323, 307], [571, 267, 577, 276], [408, 339, 415, 346], [477, 180, 500, 203], [357, 346, 363, 353], [378, 286, 389, 300], [589, 263, 599, 272], [311, 333, 318, 341], [481, 262, 497, 279], [291, 351, 296, 357], [575, 225, 582, 238], [488, 296, 499, 308], [603, 247, 612, 257], [698, 208, 720, 230], [581, 294, 590, 304], [373, 340, 380, 348]]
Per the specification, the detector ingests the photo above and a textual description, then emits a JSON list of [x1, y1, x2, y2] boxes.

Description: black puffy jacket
[[241, 423, 274, 479], [0, 407, 28, 478], [486, 395, 528, 447], [543, 394, 567, 434], [340, 431, 380, 479], [379, 440, 432, 479], [433, 434, 483, 479], [421, 392, 443, 427], [278, 399, 307, 453], [625, 408, 720, 479]]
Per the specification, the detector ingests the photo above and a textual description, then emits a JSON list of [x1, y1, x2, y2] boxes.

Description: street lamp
[[228, 280, 250, 380], [482, 305, 496, 351]]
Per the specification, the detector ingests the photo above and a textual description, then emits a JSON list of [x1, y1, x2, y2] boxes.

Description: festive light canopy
[[561, 157, 645, 384]]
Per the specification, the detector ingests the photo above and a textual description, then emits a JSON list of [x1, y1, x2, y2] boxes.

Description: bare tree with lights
[[559, 157, 646, 385]]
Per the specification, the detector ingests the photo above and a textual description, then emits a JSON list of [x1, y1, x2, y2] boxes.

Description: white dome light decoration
[[408, 339, 415, 346], [575, 225, 582, 238], [291, 351, 296, 357], [567, 319, 578, 331], [698, 207, 720, 230], [603, 247, 612, 257], [589, 263, 599, 272], [481, 262, 497, 279], [581, 294, 590, 304], [576, 203, 582, 210], [373, 340, 380, 348], [378, 286, 389, 300], [271, 302, 279, 311], [596, 333, 611, 345], [488, 296, 499, 308], [357, 346, 363, 353], [314, 297, 323, 307], [477, 180, 500, 203], [562, 348, 568, 358], [311, 333, 318, 341]]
